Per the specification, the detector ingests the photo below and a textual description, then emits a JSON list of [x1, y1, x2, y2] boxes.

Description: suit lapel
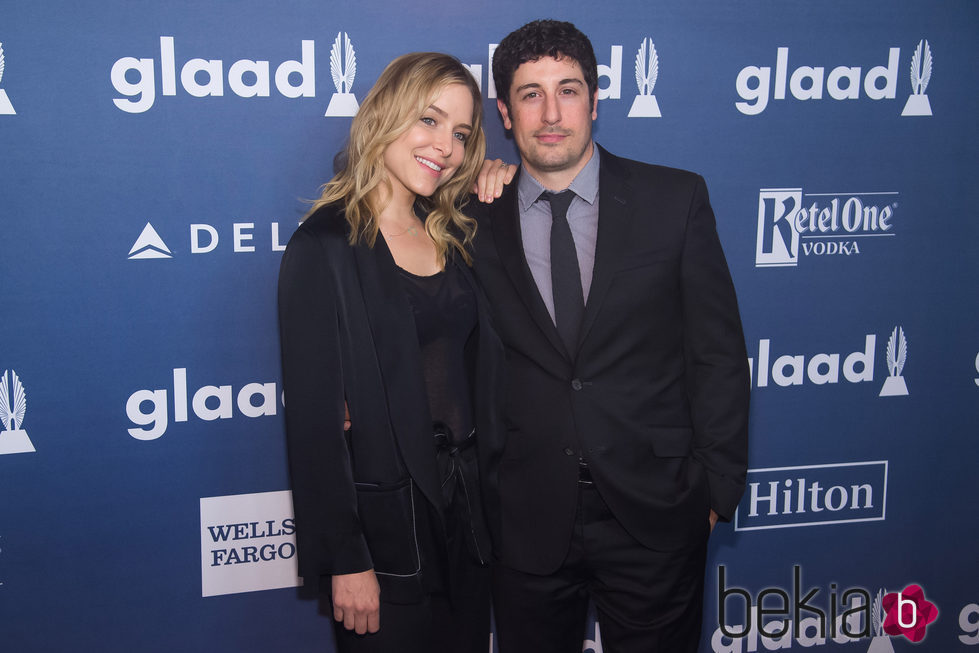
[[577, 148, 637, 350], [351, 237, 441, 513], [491, 175, 570, 359]]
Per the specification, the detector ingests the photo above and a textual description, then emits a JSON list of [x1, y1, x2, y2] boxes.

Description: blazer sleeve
[[679, 176, 751, 521], [278, 226, 373, 581]]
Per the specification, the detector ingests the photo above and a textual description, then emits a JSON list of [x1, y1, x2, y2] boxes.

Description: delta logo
[[127, 220, 294, 260], [735, 39, 934, 116]]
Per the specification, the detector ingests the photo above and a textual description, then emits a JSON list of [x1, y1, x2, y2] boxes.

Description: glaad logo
[[126, 368, 281, 440], [0, 370, 35, 455], [628, 38, 661, 118], [879, 326, 908, 397], [111, 36, 315, 113], [748, 328, 910, 395], [127, 220, 294, 259], [974, 352, 979, 387], [324, 32, 358, 117], [901, 40, 933, 117], [755, 188, 897, 268], [735, 461, 887, 531], [128, 223, 173, 259], [200, 491, 301, 597], [735, 41, 934, 116], [0, 41, 15, 115]]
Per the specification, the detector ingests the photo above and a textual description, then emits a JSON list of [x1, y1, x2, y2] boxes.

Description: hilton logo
[[735, 461, 887, 531]]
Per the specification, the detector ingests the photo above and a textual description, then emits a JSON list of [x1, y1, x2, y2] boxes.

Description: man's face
[[497, 56, 597, 183]]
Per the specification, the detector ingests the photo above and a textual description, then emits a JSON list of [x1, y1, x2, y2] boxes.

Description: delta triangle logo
[[0, 41, 16, 115], [324, 32, 358, 117], [901, 39, 932, 117], [628, 38, 661, 118], [0, 370, 34, 455], [128, 222, 173, 259]]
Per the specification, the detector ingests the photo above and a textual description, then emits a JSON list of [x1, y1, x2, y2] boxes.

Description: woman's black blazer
[[277, 203, 503, 601]]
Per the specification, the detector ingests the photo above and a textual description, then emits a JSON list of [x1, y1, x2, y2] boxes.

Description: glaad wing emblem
[[635, 38, 658, 96], [628, 38, 661, 118], [325, 32, 359, 117], [867, 589, 896, 652], [330, 32, 356, 94], [901, 39, 932, 116], [0, 42, 15, 115], [0, 369, 34, 454], [0, 370, 26, 431], [879, 326, 909, 397], [910, 40, 932, 96]]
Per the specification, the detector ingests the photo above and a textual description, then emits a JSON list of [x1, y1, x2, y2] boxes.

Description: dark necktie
[[545, 190, 584, 355]]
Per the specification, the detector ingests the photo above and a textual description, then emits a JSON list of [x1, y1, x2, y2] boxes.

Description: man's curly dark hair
[[492, 19, 598, 109]]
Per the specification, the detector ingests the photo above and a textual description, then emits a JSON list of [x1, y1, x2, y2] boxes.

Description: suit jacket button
[[563, 447, 575, 456], [571, 378, 583, 390]]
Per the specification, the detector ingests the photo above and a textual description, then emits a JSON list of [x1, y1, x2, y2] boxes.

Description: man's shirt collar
[[517, 143, 600, 212]]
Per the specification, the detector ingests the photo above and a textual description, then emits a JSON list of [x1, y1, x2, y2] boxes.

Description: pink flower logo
[[882, 584, 938, 643]]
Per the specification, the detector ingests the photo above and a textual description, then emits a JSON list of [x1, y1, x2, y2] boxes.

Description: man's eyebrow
[[514, 79, 584, 94]]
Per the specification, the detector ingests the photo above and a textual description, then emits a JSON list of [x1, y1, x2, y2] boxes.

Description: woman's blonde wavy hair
[[307, 52, 486, 265]]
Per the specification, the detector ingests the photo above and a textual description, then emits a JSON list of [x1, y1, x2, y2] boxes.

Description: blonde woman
[[278, 53, 502, 653]]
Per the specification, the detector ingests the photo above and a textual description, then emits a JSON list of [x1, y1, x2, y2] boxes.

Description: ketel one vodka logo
[[0, 370, 34, 454], [0, 41, 15, 115], [628, 38, 661, 118], [324, 32, 358, 117], [754, 188, 897, 268], [901, 40, 933, 117]]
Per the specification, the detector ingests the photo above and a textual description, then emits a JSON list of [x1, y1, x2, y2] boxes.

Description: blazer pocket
[[645, 426, 694, 457], [614, 250, 677, 275], [354, 478, 421, 578]]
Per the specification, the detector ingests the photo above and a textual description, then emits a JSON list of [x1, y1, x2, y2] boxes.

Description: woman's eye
[[454, 132, 468, 143], [421, 116, 436, 126]]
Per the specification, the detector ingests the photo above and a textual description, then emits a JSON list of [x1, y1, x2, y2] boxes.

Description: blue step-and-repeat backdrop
[[2, 2, 977, 651]]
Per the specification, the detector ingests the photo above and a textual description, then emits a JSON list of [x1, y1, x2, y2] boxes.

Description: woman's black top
[[397, 262, 477, 445]]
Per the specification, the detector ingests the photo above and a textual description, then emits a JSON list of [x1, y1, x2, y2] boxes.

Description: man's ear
[[497, 98, 512, 130], [590, 91, 598, 120]]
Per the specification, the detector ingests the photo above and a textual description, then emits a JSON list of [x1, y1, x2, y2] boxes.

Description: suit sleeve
[[679, 176, 750, 521], [278, 227, 373, 581]]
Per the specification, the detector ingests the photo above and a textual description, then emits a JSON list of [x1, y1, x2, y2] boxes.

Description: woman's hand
[[473, 158, 517, 203], [332, 569, 380, 634]]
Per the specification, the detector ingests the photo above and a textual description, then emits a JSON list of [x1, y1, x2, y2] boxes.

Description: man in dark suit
[[470, 20, 750, 653]]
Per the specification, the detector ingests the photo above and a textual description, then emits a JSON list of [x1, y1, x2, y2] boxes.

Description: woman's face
[[381, 83, 474, 204]]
